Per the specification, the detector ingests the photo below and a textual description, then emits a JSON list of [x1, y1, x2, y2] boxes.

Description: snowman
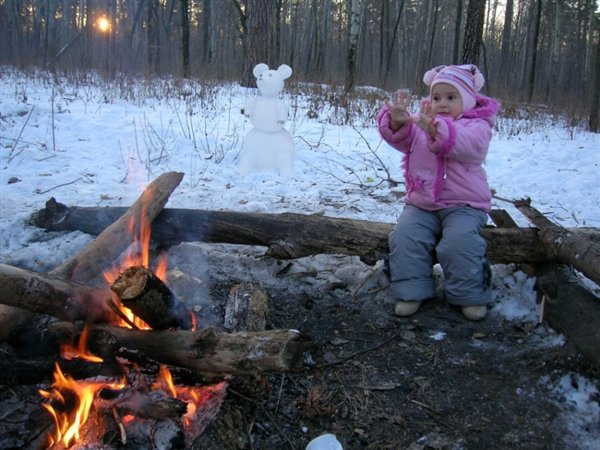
[[238, 63, 295, 178]]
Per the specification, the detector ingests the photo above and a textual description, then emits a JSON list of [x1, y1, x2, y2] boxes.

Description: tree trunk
[[235, 0, 277, 87], [345, 0, 363, 94], [453, 0, 464, 64], [528, 0, 542, 101], [461, 0, 485, 64], [179, 0, 190, 77], [589, 17, 600, 132], [499, 0, 513, 90]]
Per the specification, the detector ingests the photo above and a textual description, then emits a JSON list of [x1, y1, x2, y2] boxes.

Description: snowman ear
[[423, 65, 445, 86], [277, 64, 292, 80], [253, 63, 269, 78]]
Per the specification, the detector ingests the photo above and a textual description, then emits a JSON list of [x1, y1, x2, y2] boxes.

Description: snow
[[1, 66, 599, 447]]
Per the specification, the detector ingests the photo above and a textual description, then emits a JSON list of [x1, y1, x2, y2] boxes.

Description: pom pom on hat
[[423, 64, 484, 112]]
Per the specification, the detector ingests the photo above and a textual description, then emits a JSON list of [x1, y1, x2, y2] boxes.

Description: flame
[[153, 365, 178, 399], [60, 326, 104, 363], [39, 363, 125, 448], [151, 365, 228, 428], [101, 188, 166, 330]]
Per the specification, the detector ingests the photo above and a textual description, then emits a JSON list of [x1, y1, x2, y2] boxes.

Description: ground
[[0, 243, 598, 450], [196, 279, 596, 450]]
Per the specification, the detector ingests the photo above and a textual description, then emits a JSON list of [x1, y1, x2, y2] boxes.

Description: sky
[[0, 66, 599, 448]]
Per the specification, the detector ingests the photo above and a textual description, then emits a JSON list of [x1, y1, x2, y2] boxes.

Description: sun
[[96, 16, 111, 33]]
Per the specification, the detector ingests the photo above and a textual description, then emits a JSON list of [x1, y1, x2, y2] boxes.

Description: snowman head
[[253, 63, 293, 97]]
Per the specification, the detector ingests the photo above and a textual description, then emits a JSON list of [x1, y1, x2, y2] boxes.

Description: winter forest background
[[1, 0, 599, 130]]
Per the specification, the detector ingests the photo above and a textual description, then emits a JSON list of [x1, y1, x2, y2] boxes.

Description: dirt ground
[[1, 245, 598, 450], [195, 280, 598, 450]]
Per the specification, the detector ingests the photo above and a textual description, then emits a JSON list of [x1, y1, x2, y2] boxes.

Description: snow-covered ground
[[1, 67, 599, 448]]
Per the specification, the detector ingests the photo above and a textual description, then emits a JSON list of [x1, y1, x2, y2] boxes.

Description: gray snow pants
[[388, 205, 492, 307]]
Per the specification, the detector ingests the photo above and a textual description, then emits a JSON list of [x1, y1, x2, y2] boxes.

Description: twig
[[111, 406, 127, 444], [334, 370, 358, 420], [7, 105, 35, 162], [408, 398, 454, 431], [275, 373, 285, 415], [34, 177, 82, 195], [319, 333, 400, 368], [351, 260, 386, 299], [106, 297, 140, 330]]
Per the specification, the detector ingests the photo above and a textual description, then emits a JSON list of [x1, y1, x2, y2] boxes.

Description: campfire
[[0, 172, 311, 449], [36, 178, 228, 449]]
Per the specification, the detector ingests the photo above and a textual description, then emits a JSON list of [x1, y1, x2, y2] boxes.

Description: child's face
[[430, 83, 462, 118]]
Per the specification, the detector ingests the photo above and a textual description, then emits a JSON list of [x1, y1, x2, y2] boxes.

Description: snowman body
[[239, 64, 294, 178]]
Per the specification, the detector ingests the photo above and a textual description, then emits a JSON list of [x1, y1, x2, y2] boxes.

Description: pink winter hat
[[423, 64, 485, 112]]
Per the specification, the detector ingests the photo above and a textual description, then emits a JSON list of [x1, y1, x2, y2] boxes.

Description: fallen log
[[514, 199, 600, 287], [0, 263, 115, 324], [490, 208, 600, 369], [29, 203, 557, 266], [48, 322, 313, 376], [536, 265, 600, 368]]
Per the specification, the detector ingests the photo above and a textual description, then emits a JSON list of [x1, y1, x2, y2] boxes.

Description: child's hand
[[411, 102, 436, 137], [386, 89, 413, 130]]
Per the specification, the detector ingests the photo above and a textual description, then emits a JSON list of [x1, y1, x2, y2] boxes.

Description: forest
[[0, 0, 599, 128]]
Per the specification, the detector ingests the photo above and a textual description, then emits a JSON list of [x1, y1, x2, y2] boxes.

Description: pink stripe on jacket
[[377, 95, 500, 213]]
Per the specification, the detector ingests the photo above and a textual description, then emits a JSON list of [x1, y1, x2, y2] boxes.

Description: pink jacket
[[377, 95, 500, 213]]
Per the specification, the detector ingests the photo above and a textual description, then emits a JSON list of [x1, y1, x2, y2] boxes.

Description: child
[[377, 64, 500, 320]]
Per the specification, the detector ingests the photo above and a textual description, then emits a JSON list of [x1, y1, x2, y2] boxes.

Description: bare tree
[[499, 0, 514, 90], [232, 0, 277, 87], [461, 0, 485, 64], [453, 0, 464, 64], [179, 0, 190, 77], [590, 17, 600, 132], [345, 0, 363, 93], [527, 0, 542, 101]]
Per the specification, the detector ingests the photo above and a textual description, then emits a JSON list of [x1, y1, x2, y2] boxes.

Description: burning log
[[0, 172, 184, 343], [46, 171, 184, 284], [110, 266, 193, 330], [48, 322, 313, 376]]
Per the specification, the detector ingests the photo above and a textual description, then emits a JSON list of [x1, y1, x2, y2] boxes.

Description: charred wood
[[110, 266, 193, 330], [0, 172, 184, 344]]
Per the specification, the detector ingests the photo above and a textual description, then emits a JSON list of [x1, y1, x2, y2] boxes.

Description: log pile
[[0, 172, 313, 378], [0, 171, 315, 448]]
